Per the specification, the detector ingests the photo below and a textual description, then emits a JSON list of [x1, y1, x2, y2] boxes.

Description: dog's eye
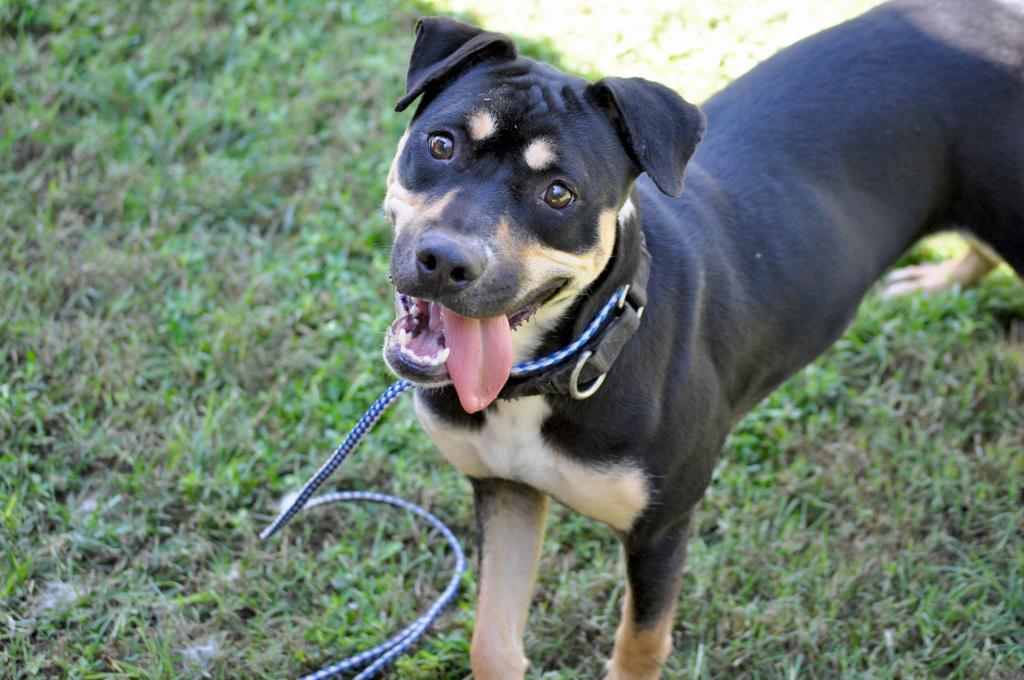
[[428, 133, 454, 160], [542, 181, 574, 209]]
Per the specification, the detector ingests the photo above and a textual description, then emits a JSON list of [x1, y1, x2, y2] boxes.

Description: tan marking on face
[[482, 216, 571, 361], [490, 208, 619, 360], [416, 395, 649, 531], [383, 177, 420, 225], [523, 138, 556, 171], [470, 482, 547, 679], [419, 189, 457, 221], [468, 108, 498, 141], [605, 582, 675, 680], [521, 207, 619, 301], [493, 215, 514, 245], [385, 185, 458, 239], [383, 130, 423, 235]]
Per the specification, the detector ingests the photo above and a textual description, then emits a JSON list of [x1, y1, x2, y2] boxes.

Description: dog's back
[[652, 0, 1024, 409]]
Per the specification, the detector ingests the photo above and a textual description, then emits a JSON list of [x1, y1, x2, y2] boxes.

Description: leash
[[260, 284, 635, 680]]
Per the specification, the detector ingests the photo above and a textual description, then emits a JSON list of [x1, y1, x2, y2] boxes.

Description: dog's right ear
[[395, 17, 517, 113]]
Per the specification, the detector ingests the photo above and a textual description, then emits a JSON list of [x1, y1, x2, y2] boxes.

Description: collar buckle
[[568, 350, 607, 400]]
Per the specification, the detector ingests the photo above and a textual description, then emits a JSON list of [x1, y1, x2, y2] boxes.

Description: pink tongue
[[440, 307, 514, 414]]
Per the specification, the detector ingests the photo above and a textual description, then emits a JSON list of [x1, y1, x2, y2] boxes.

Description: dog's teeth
[[422, 347, 450, 366], [410, 304, 421, 317], [396, 340, 449, 368]]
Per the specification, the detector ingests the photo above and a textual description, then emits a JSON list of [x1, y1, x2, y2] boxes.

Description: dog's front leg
[[605, 516, 692, 680], [469, 478, 548, 679]]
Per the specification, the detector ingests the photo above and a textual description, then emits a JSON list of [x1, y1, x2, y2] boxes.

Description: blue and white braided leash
[[292, 491, 466, 680], [261, 285, 628, 679]]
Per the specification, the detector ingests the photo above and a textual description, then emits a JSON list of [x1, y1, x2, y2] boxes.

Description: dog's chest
[[414, 394, 649, 531]]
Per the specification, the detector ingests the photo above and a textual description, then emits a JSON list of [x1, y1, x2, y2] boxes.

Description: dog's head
[[383, 17, 705, 413]]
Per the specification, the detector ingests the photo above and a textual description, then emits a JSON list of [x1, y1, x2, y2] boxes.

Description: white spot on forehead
[[468, 109, 497, 141], [524, 138, 556, 171]]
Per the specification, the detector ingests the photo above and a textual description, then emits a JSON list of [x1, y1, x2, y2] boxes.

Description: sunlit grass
[[437, 0, 883, 99]]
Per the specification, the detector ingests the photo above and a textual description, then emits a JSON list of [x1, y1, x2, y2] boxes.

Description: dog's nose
[[415, 232, 486, 294]]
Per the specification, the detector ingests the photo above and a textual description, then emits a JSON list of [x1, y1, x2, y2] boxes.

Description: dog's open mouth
[[384, 282, 564, 413]]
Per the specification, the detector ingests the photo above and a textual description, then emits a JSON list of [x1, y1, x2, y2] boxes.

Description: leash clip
[[568, 350, 606, 400]]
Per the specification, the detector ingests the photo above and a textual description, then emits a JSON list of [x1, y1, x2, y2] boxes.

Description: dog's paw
[[603, 658, 665, 680], [881, 260, 961, 298], [603, 667, 664, 680]]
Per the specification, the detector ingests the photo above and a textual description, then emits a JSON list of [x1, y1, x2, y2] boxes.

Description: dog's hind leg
[[469, 478, 547, 680], [604, 517, 692, 680]]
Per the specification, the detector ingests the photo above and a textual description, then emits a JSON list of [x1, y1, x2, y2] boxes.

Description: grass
[[1, 0, 1022, 677]]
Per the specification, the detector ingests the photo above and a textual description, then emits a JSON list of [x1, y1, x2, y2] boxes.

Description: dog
[[380, 1, 1023, 677]]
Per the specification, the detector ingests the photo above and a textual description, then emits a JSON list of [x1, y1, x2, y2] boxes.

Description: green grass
[[2, 0, 1022, 677]]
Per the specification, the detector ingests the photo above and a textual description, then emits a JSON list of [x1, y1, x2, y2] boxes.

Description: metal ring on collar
[[569, 350, 607, 400], [618, 284, 646, 320]]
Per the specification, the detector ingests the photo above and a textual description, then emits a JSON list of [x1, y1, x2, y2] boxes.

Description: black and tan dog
[[380, 1, 1024, 677]]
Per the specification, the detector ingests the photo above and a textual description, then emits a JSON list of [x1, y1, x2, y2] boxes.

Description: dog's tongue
[[440, 307, 514, 414]]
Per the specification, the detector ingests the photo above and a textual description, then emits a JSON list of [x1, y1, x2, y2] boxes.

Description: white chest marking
[[415, 395, 648, 531]]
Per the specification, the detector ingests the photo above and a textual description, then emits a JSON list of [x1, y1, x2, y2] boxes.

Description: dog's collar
[[497, 229, 651, 402]]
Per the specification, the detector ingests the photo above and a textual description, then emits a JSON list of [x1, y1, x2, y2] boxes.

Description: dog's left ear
[[396, 17, 517, 113], [587, 77, 706, 197]]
